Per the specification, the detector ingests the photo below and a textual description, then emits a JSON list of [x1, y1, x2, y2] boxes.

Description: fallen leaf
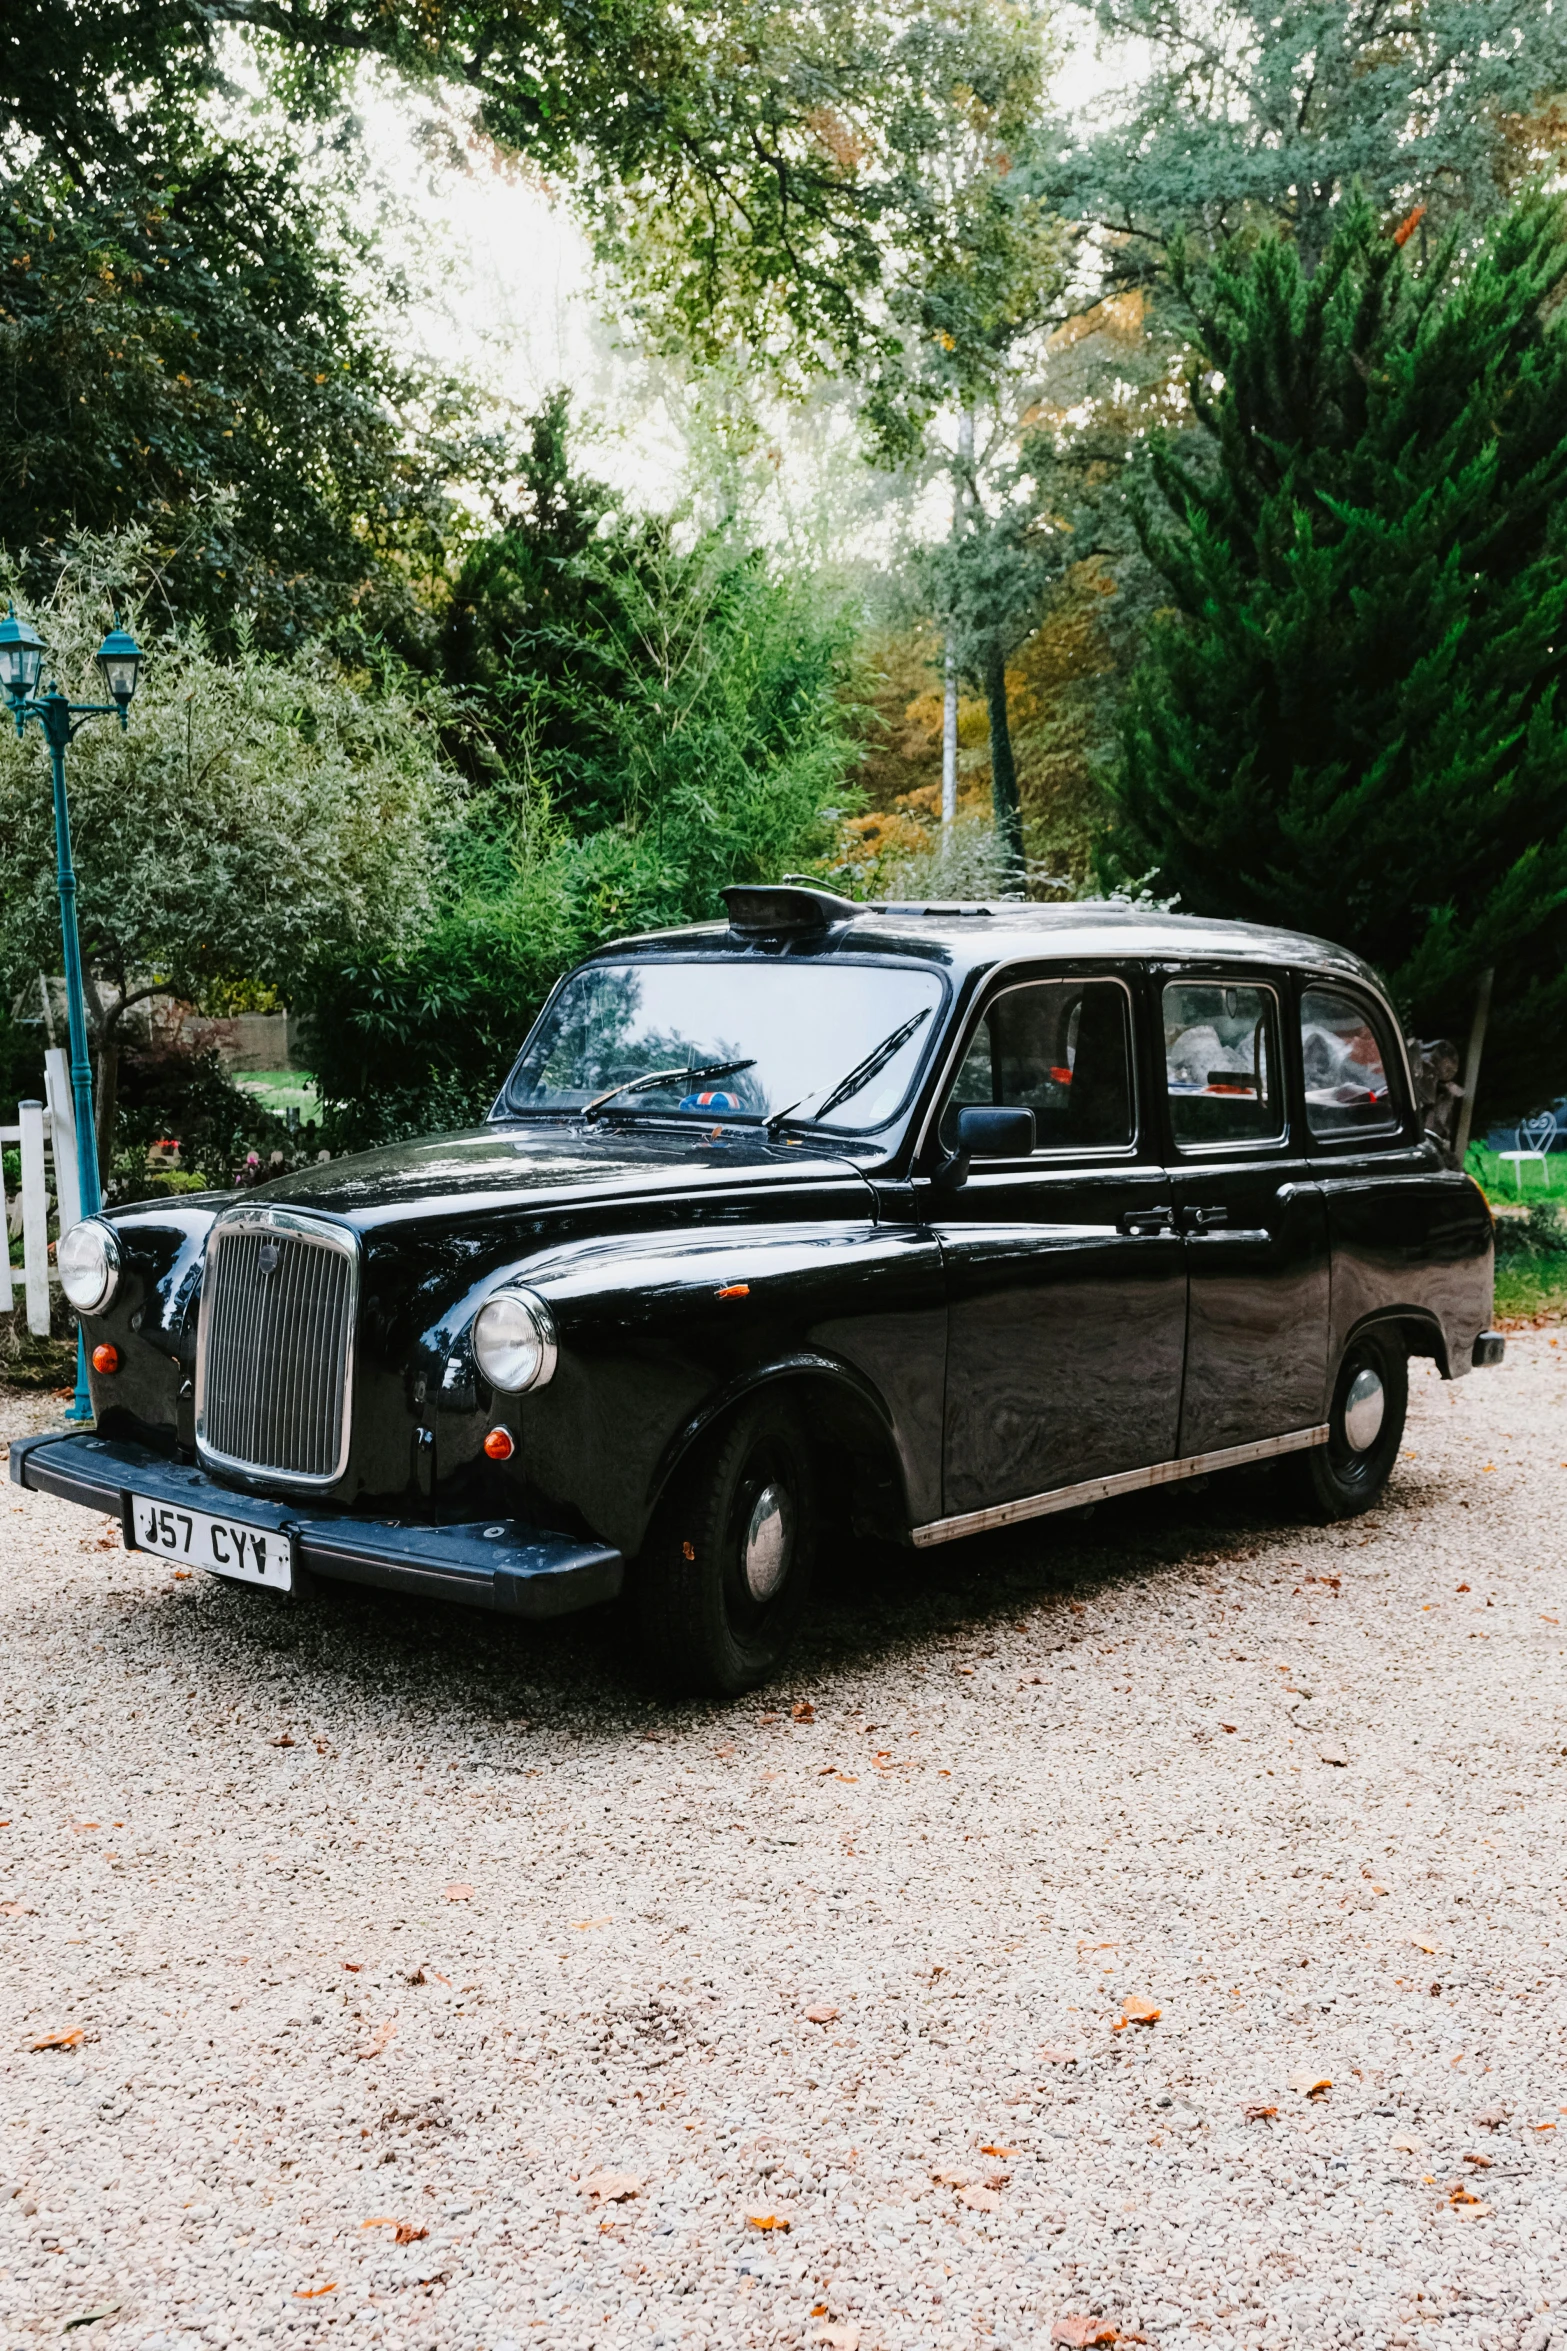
[[746, 2211, 791, 2231], [804, 2005, 839, 2024], [1462, 2152, 1493, 2168], [1449, 2185, 1481, 2205], [62, 2308, 121, 2332], [1288, 2068, 1332, 2098], [270, 1734, 295, 1748], [979, 2144, 1016, 2158], [1391, 2134, 1425, 2155], [355, 2020, 397, 2061], [580, 2172, 641, 2204], [792, 1700, 816, 1723], [1121, 1995, 1161, 2026], [341, 1960, 362, 1972], [1318, 1742, 1350, 1767], [572, 1917, 611, 1930], [1, 1902, 37, 1917], [1220, 1723, 1237, 1733], [294, 2283, 337, 2298], [1412, 1939, 1441, 1954], [442, 1883, 474, 1902], [360, 2216, 400, 2229], [1244, 2104, 1277, 2122], [31, 2028, 84, 2050], [394, 2223, 428, 2245], [958, 2184, 1001, 2211], [931, 2169, 973, 2187], [1532, 2122, 1557, 2132], [1052, 2317, 1119, 2347]]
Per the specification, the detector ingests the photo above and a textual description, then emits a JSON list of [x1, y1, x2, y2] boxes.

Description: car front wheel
[[1293, 1327, 1408, 1521], [633, 1396, 817, 1697]]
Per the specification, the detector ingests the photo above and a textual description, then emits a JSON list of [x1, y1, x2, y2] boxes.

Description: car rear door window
[[1163, 979, 1284, 1149], [1300, 985, 1398, 1138], [939, 976, 1136, 1154]]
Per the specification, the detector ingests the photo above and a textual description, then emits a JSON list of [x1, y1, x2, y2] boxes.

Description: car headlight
[[473, 1287, 557, 1394], [58, 1217, 121, 1314]]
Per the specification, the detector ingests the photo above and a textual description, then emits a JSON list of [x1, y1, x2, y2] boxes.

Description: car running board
[[912, 1423, 1330, 1548]]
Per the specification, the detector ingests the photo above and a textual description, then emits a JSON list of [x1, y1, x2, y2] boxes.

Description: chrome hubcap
[[1343, 1366, 1385, 1452], [743, 1482, 791, 1603]]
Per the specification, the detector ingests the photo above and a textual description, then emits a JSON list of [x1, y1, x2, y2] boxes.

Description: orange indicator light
[[91, 1343, 120, 1376], [483, 1427, 515, 1461]]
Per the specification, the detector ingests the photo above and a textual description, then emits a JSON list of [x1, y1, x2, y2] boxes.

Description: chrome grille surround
[[195, 1205, 359, 1487]]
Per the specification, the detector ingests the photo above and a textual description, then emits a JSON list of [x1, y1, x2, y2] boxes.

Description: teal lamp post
[[0, 603, 144, 1422]]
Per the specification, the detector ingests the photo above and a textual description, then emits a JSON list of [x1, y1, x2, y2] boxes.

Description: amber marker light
[[483, 1427, 515, 1461], [716, 1283, 750, 1299], [91, 1343, 120, 1376]]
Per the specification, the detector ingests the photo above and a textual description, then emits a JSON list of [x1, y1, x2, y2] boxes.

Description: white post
[[44, 1046, 81, 1240], [941, 648, 958, 836], [19, 1098, 50, 1338], [0, 1125, 13, 1317]]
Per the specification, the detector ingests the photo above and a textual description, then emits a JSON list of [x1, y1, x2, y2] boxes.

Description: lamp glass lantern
[[0, 603, 45, 703], [94, 623, 144, 710]]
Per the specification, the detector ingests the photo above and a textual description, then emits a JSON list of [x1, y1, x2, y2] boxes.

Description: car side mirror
[[929, 1104, 1037, 1191], [957, 1105, 1036, 1158]]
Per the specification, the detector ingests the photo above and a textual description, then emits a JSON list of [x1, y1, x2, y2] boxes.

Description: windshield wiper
[[764, 1007, 932, 1133], [581, 1057, 755, 1122]]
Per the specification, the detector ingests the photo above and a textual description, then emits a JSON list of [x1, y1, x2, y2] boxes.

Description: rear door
[[1158, 966, 1330, 1455], [926, 962, 1188, 1518]]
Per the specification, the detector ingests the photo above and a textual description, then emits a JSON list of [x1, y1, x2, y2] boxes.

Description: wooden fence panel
[[18, 1099, 50, 1336]]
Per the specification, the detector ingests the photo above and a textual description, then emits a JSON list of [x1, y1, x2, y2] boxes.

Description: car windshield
[[501, 959, 945, 1133]]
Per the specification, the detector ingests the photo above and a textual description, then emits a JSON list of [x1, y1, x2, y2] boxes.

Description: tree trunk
[[984, 642, 1025, 892]]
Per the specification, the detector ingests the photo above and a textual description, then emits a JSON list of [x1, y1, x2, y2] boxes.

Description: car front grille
[[197, 1212, 357, 1482]]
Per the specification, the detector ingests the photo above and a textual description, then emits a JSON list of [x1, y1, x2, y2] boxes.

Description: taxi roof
[[592, 896, 1388, 999]]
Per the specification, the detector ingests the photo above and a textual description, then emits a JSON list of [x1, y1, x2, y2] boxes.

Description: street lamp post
[[0, 604, 144, 1422]]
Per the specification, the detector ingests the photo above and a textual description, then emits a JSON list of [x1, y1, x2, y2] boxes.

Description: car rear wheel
[[633, 1396, 817, 1697], [1293, 1327, 1408, 1521]]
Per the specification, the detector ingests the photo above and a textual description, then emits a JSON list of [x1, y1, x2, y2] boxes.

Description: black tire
[[633, 1396, 817, 1697], [1293, 1327, 1408, 1521]]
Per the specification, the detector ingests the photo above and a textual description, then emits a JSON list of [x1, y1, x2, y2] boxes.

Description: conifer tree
[[1103, 193, 1567, 1120]]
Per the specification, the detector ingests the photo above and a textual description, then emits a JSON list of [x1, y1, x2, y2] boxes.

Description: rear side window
[[1300, 985, 1398, 1138], [1163, 979, 1284, 1149], [939, 977, 1135, 1153]]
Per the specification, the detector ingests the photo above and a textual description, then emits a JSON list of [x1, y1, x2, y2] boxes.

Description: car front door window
[[939, 977, 1136, 1154]]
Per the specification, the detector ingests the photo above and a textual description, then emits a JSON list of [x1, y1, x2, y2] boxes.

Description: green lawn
[[235, 1069, 322, 1124], [1468, 1141, 1567, 1201]]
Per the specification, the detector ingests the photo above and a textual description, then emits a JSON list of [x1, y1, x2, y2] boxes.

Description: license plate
[[129, 1493, 293, 1591]]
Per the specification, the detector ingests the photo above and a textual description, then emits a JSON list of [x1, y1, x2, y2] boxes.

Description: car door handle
[[1117, 1205, 1175, 1236], [1183, 1204, 1229, 1232]]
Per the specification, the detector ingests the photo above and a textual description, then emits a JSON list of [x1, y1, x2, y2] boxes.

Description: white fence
[[1, 1048, 84, 1338]]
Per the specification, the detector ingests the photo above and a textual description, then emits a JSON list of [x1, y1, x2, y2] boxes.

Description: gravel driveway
[[1, 1339, 1564, 2351]]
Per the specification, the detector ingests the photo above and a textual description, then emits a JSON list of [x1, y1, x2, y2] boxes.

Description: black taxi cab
[[14, 886, 1501, 1694]]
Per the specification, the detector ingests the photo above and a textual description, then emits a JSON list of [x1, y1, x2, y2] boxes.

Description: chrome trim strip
[[195, 1205, 360, 1489], [910, 1423, 1329, 1547]]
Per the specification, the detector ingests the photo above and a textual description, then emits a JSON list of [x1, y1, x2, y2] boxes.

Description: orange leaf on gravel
[[443, 1883, 474, 1901], [746, 2211, 791, 2231], [32, 2028, 84, 2050], [1052, 2317, 1118, 2346], [1288, 2068, 1332, 2097], [1244, 2104, 1278, 2122], [270, 1735, 295, 1748], [394, 2223, 428, 2245], [360, 2217, 400, 2229], [1122, 1996, 1160, 2025], [804, 2005, 839, 2023], [581, 2172, 641, 2204], [792, 1701, 815, 1722], [979, 2145, 1016, 2158], [294, 2284, 336, 2299]]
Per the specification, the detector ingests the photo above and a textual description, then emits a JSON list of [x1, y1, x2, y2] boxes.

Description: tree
[[300, 513, 865, 1139], [0, 129, 490, 650], [1101, 194, 1567, 1121], [1069, 1, 1567, 268], [3, 0, 1067, 400], [0, 543, 454, 1169]]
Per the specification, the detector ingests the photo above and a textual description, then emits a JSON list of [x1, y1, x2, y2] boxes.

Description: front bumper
[[9, 1433, 623, 1618]]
